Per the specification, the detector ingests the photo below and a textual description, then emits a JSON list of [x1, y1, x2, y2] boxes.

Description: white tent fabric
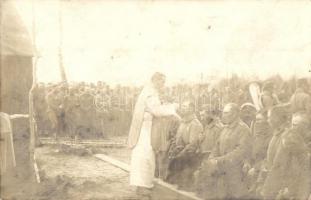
[[1, 1, 34, 56]]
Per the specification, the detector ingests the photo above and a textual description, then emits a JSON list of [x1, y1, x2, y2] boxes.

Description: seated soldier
[[199, 103, 252, 200], [262, 112, 311, 200], [166, 100, 203, 191]]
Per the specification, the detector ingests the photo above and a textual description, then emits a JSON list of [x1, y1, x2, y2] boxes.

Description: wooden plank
[[40, 139, 126, 148], [94, 154, 130, 172], [94, 154, 202, 200], [9, 114, 29, 119]]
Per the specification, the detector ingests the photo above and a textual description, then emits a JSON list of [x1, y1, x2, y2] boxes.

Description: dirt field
[[101, 147, 131, 164], [34, 144, 135, 200], [2, 136, 196, 200]]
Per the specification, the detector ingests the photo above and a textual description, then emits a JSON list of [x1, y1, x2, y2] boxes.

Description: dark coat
[[262, 130, 311, 200]]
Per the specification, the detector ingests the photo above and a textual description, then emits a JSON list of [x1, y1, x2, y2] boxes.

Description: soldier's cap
[[269, 104, 291, 119], [240, 103, 257, 111]]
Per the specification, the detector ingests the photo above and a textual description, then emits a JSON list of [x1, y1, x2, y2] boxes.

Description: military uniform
[[64, 92, 81, 139], [202, 119, 252, 199], [262, 129, 311, 200], [261, 124, 288, 199], [94, 92, 111, 138], [45, 87, 66, 138], [151, 116, 180, 180], [247, 119, 273, 197], [199, 120, 223, 155], [195, 120, 223, 197], [78, 91, 98, 139], [167, 114, 203, 190]]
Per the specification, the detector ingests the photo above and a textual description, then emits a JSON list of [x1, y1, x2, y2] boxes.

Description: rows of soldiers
[[33, 82, 140, 139], [33, 79, 248, 140], [152, 78, 311, 200], [33, 77, 307, 140]]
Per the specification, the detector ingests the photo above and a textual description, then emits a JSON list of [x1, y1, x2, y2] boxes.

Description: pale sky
[[14, 0, 311, 85]]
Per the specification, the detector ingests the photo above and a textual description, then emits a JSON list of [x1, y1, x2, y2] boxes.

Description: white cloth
[[129, 87, 177, 188], [0, 112, 15, 174]]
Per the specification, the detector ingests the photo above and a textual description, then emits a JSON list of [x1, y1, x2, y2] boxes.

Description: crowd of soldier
[[32, 77, 311, 199], [33, 81, 140, 139], [152, 78, 311, 200], [32, 80, 247, 140]]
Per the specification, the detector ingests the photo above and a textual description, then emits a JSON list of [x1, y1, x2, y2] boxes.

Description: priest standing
[[128, 72, 180, 199]]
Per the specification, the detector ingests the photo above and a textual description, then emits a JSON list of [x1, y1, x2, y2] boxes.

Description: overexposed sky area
[[13, 0, 311, 85]]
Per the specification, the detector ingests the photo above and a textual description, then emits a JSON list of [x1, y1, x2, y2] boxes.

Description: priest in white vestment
[[128, 72, 180, 198]]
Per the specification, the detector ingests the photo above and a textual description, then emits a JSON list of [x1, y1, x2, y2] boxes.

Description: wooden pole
[[58, 0, 67, 83], [29, 0, 40, 183], [29, 0, 37, 152]]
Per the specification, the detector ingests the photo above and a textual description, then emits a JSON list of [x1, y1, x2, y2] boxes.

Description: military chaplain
[[127, 72, 180, 199]]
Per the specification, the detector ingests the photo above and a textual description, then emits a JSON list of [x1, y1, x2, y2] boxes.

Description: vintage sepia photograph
[[1, 0, 311, 199]]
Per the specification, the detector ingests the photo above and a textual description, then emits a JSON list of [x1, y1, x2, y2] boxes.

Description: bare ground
[[35, 145, 135, 200]]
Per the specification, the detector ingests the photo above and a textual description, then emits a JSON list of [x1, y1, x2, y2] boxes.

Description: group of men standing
[[33, 82, 136, 140], [128, 72, 311, 200]]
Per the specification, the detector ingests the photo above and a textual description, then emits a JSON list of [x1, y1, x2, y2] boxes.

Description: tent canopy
[[1, 1, 33, 56]]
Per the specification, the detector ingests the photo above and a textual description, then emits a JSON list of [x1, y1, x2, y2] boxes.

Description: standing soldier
[[94, 87, 111, 138], [45, 84, 67, 139], [78, 90, 96, 139], [152, 89, 180, 181], [64, 87, 81, 139], [152, 113, 180, 180]]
